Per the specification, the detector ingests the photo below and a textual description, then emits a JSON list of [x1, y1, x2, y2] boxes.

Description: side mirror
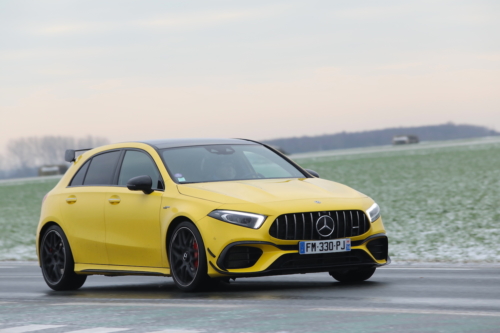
[[305, 169, 320, 178], [127, 175, 153, 194]]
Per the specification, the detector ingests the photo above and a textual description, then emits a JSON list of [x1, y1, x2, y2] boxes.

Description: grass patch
[[0, 177, 60, 260], [295, 140, 500, 262]]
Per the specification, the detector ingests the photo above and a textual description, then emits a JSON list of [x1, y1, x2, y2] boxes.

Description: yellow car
[[37, 139, 389, 291]]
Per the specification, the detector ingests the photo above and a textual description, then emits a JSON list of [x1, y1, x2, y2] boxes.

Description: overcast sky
[[0, 0, 499, 152]]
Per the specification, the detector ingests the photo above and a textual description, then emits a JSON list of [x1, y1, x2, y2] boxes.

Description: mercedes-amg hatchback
[[37, 138, 389, 291]]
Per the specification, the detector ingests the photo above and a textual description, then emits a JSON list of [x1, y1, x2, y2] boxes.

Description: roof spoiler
[[65, 148, 93, 162]]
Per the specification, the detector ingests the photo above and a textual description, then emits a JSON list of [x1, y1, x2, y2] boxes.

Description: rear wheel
[[329, 267, 376, 283], [40, 225, 86, 291], [169, 222, 217, 291]]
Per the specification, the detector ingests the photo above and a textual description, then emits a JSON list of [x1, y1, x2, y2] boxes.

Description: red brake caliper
[[193, 240, 199, 269]]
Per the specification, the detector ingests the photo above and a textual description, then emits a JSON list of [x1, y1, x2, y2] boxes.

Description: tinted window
[[83, 151, 121, 185], [70, 160, 90, 186], [118, 150, 162, 189], [161, 144, 304, 183]]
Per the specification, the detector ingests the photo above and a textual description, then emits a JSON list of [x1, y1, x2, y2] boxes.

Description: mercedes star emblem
[[316, 215, 335, 237]]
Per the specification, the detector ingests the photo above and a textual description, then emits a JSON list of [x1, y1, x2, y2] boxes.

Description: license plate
[[299, 238, 351, 255]]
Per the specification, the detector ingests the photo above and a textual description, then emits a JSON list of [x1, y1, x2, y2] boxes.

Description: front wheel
[[40, 225, 87, 291], [169, 222, 217, 292], [329, 267, 376, 283]]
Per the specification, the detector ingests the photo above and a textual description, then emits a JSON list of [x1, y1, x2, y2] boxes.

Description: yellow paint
[[36, 142, 388, 278]]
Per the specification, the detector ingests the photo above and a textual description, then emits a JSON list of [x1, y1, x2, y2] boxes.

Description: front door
[[105, 149, 163, 267]]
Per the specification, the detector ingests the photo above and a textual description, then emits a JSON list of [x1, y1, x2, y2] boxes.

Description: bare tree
[[6, 135, 110, 171], [0, 154, 5, 178]]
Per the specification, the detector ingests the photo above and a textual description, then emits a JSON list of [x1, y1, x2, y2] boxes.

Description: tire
[[40, 225, 87, 291], [168, 221, 216, 292], [329, 267, 376, 283]]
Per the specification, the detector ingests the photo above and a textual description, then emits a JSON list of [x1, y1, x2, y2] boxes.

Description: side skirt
[[75, 263, 171, 277]]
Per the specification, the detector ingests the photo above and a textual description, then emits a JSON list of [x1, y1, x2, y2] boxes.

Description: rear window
[[83, 151, 121, 186], [70, 160, 90, 186]]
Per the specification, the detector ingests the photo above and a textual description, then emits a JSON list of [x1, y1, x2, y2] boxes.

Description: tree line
[[0, 135, 109, 179], [264, 123, 499, 155]]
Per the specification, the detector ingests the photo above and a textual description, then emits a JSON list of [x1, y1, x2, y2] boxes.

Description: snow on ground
[[294, 137, 500, 263]]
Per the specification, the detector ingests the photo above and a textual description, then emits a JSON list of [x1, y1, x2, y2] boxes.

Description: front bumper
[[207, 233, 390, 278], [197, 205, 389, 278]]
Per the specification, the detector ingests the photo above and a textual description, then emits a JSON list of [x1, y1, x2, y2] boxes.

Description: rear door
[[59, 150, 121, 265], [104, 149, 164, 268]]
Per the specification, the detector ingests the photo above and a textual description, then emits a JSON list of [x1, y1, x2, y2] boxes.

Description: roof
[[140, 138, 258, 149]]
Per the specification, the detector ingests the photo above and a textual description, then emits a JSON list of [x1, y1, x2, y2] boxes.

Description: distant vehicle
[[38, 164, 68, 177], [392, 135, 419, 145], [36, 138, 389, 292]]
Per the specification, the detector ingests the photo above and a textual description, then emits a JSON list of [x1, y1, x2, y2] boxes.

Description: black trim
[[351, 233, 387, 247], [207, 248, 216, 258], [216, 241, 296, 270], [212, 235, 389, 277], [223, 246, 263, 269], [210, 253, 381, 278], [81, 269, 168, 276], [112, 149, 126, 185]]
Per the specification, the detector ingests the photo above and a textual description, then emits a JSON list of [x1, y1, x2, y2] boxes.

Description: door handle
[[108, 197, 121, 204], [66, 196, 77, 204]]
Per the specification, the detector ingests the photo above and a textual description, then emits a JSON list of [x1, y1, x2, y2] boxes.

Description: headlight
[[366, 203, 381, 222], [208, 210, 266, 229]]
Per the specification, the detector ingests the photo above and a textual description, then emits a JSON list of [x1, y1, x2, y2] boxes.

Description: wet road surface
[[0, 262, 499, 332]]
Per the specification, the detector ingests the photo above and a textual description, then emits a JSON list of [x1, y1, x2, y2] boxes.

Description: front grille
[[366, 237, 388, 260], [268, 250, 374, 270], [223, 246, 263, 269], [269, 210, 370, 240]]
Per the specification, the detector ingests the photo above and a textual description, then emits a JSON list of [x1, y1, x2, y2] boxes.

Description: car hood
[[177, 178, 367, 204]]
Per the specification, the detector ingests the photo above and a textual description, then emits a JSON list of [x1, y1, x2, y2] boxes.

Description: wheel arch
[[165, 215, 195, 256], [37, 221, 74, 266]]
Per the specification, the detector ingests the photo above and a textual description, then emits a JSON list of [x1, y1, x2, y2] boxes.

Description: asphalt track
[[0, 263, 499, 333]]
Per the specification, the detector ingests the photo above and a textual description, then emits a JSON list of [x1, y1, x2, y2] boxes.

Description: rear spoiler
[[65, 148, 93, 162]]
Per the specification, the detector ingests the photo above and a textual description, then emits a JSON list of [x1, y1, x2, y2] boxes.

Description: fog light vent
[[223, 246, 263, 269], [366, 237, 388, 261]]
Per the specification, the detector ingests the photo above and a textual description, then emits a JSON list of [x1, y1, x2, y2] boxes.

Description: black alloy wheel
[[40, 225, 87, 291], [329, 266, 376, 283], [169, 222, 217, 291], [41, 229, 66, 284]]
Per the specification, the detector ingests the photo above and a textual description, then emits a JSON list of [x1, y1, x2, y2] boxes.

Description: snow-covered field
[[294, 136, 500, 263], [1, 137, 499, 262], [0, 175, 61, 260]]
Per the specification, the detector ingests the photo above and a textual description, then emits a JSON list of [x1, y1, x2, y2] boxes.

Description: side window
[[70, 160, 90, 186], [118, 150, 162, 190], [83, 151, 121, 186]]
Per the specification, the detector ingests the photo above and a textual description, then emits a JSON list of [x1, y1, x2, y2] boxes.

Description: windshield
[[161, 144, 305, 183]]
